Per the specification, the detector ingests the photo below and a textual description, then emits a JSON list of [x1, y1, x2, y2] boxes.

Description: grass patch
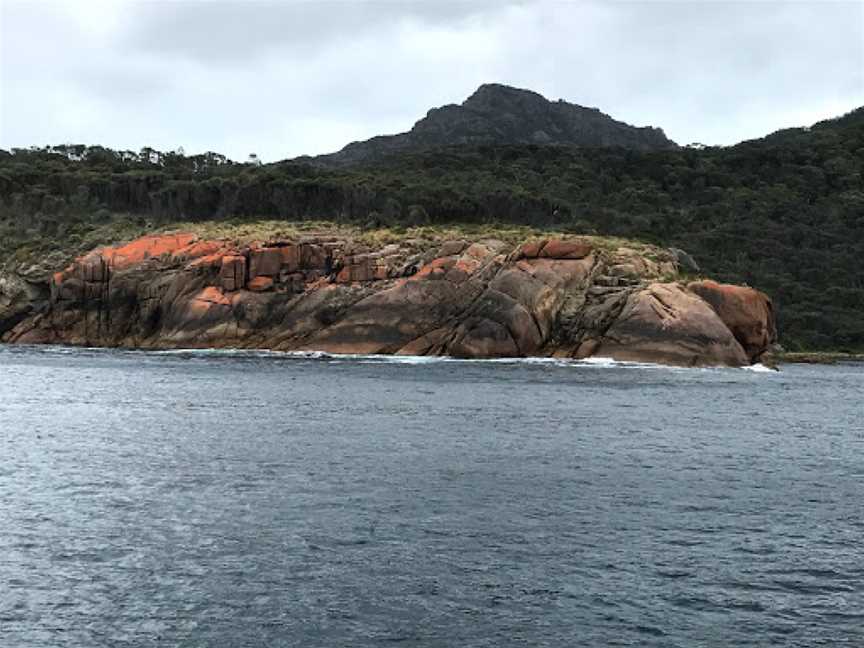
[[3, 214, 672, 275]]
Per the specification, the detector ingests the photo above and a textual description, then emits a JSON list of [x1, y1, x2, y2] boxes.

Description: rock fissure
[[1, 232, 775, 366]]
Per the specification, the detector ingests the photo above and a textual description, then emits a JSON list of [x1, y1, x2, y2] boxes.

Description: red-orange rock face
[[335, 255, 376, 283], [0, 233, 778, 366], [247, 276, 275, 292], [100, 233, 198, 268], [687, 280, 777, 362], [539, 240, 593, 260]]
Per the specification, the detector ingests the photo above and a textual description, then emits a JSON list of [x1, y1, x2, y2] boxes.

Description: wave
[[1, 343, 776, 373], [743, 363, 777, 373]]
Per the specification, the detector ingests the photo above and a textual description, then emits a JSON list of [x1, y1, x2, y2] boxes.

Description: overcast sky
[[1, 0, 862, 161]]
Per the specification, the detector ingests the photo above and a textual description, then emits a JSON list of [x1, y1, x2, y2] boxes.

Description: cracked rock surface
[[0, 232, 776, 367]]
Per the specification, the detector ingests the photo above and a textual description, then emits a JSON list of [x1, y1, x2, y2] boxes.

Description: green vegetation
[[772, 352, 864, 365], [1, 108, 862, 350]]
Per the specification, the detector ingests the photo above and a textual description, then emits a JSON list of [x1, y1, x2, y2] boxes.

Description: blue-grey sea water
[[1, 344, 862, 647]]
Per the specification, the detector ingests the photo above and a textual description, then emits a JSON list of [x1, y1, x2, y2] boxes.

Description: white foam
[[576, 356, 687, 370], [743, 363, 777, 373], [3, 343, 778, 373]]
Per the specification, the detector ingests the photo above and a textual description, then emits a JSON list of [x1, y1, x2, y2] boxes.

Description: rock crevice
[[1, 233, 776, 367]]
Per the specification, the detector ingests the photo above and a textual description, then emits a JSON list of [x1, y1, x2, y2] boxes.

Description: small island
[[1, 226, 775, 367]]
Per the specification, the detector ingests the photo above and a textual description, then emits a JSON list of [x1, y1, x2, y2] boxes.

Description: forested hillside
[[1, 108, 862, 350]]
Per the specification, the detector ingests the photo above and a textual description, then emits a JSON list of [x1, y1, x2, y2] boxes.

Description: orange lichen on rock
[[98, 233, 197, 269], [539, 240, 593, 260], [186, 253, 224, 270], [4, 231, 777, 368], [445, 256, 483, 283], [173, 239, 225, 261], [335, 255, 376, 283], [519, 240, 545, 258], [412, 257, 456, 280], [195, 286, 231, 305], [49, 235, 228, 297], [247, 276, 274, 292], [186, 286, 233, 317]]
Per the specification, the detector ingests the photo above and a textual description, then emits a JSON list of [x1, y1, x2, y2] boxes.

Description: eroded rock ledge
[[0, 232, 776, 366]]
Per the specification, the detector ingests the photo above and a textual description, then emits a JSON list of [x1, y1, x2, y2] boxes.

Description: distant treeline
[[1, 108, 862, 351]]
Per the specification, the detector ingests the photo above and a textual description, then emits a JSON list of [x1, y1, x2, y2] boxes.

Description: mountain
[[298, 83, 677, 166]]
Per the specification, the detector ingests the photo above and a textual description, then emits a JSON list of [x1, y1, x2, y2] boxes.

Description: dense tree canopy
[[1, 109, 862, 350]]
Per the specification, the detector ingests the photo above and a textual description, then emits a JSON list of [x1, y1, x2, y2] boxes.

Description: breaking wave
[[2, 343, 775, 373]]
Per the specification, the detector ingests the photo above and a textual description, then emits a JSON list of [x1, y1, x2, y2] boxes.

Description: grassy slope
[[2, 216, 676, 277]]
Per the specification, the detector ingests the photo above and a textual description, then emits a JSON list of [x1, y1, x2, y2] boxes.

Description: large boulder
[[448, 317, 520, 358], [596, 283, 749, 366], [688, 280, 777, 362], [669, 248, 700, 274], [0, 273, 48, 335], [518, 239, 593, 260]]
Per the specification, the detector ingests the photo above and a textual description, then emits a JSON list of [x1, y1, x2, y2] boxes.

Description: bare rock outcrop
[[595, 283, 750, 367], [0, 232, 776, 367], [687, 280, 777, 362]]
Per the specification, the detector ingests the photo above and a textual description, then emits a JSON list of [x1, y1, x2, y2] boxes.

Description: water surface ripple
[[1, 345, 862, 647]]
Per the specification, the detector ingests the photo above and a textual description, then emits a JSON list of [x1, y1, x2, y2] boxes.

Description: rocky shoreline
[[0, 231, 776, 367]]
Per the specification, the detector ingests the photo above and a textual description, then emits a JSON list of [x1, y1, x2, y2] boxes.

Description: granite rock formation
[[1, 232, 776, 367]]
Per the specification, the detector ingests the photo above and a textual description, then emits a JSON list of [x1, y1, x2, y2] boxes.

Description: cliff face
[[0, 232, 776, 367], [303, 84, 677, 166]]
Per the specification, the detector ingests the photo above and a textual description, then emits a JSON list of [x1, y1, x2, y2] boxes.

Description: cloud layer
[[1, 0, 862, 161]]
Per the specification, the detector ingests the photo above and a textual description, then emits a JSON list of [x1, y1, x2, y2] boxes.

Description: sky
[[1, 0, 862, 162]]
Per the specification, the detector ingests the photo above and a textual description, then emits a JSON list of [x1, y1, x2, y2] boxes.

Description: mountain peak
[[463, 83, 547, 108], [301, 83, 677, 166]]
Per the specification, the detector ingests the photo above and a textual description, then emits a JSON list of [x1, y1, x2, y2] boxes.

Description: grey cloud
[[0, 0, 861, 161], [125, 0, 520, 62]]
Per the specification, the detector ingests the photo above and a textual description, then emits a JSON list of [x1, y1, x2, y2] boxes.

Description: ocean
[[1, 345, 862, 647]]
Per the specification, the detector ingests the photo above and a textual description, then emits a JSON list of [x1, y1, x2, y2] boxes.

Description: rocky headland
[[0, 230, 776, 367]]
